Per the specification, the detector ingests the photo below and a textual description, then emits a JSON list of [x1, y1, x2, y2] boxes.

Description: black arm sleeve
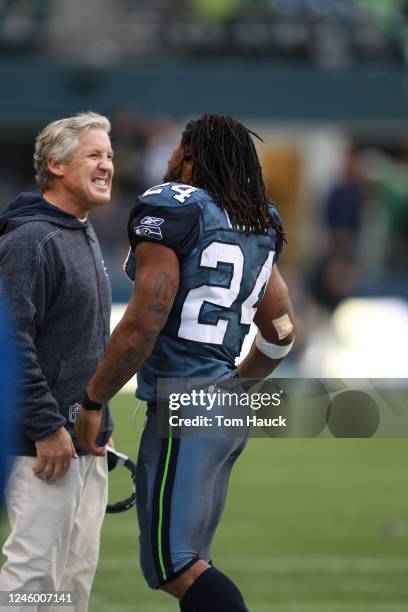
[[127, 202, 201, 258]]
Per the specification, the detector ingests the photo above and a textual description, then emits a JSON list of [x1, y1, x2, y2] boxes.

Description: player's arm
[[88, 241, 179, 402], [237, 265, 294, 379], [75, 241, 180, 454]]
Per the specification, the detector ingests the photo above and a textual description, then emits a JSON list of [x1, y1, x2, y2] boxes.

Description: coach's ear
[[47, 156, 64, 179]]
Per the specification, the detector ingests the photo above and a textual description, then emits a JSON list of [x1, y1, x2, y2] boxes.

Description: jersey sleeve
[[127, 202, 201, 258], [268, 203, 285, 262]]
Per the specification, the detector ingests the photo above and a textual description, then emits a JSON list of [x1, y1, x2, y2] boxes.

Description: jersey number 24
[[178, 242, 274, 344]]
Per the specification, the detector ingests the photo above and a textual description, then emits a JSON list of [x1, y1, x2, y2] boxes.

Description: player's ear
[[47, 156, 64, 179], [182, 145, 192, 161], [181, 146, 193, 182]]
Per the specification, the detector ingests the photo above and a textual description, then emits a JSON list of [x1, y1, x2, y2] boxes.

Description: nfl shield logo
[[68, 402, 81, 423]]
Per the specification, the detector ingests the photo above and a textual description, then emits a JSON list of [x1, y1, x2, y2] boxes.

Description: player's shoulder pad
[[267, 202, 283, 229], [138, 182, 208, 208], [267, 202, 285, 260]]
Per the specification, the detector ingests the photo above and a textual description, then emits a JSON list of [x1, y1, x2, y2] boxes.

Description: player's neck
[[180, 163, 193, 185]]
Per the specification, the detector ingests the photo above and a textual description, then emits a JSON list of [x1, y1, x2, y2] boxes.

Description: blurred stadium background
[[0, 1, 407, 610]]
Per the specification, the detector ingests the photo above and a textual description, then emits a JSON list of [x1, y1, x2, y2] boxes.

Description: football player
[[76, 113, 295, 611]]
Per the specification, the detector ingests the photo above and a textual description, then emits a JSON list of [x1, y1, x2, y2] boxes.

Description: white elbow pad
[[255, 330, 294, 359]]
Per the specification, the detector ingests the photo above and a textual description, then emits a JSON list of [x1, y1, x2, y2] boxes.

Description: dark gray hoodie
[[0, 193, 113, 455]]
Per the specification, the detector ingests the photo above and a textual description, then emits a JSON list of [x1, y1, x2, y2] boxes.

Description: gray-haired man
[[0, 112, 114, 611]]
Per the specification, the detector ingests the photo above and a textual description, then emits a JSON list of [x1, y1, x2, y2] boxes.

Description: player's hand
[[33, 427, 77, 481], [75, 407, 105, 456]]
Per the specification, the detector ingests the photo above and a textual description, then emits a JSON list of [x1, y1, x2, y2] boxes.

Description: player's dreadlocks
[[180, 113, 285, 238]]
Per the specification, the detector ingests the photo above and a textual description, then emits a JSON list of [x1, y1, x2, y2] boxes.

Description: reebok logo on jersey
[[134, 225, 163, 240], [140, 216, 164, 227]]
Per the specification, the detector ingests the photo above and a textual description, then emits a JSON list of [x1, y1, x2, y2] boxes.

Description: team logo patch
[[134, 225, 163, 240], [68, 402, 81, 423], [140, 216, 164, 227], [135, 216, 164, 240]]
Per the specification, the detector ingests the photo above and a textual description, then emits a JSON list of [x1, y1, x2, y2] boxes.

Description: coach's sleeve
[[127, 203, 201, 258], [0, 230, 66, 441]]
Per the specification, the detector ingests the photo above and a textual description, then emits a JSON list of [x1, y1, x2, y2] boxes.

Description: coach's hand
[[34, 427, 77, 481], [75, 407, 105, 457]]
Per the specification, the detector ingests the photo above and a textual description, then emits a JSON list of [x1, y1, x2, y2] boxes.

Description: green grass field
[[90, 393, 408, 612], [1, 392, 406, 611]]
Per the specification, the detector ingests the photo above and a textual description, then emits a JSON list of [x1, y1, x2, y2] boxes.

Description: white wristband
[[255, 330, 294, 360]]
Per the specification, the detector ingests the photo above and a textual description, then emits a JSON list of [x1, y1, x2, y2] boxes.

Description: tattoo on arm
[[148, 303, 169, 315], [148, 271, 179, 315], [154, 271, 178, 300]]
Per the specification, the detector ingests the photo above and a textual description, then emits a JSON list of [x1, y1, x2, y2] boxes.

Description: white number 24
[[178, 242, 275, 344], [142, 183, 197, 204]]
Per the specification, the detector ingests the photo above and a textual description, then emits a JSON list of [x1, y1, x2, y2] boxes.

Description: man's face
[[59, 128, 114, 210], [164, 143, 190, 183]]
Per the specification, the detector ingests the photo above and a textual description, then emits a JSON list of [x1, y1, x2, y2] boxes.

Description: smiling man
[[0, 112, 114, 611]]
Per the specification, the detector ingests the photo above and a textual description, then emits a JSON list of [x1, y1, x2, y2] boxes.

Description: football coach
[[0, 112, 114, 611]]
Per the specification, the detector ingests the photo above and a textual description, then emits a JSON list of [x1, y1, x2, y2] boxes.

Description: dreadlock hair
[[179, 112, 284, 239]]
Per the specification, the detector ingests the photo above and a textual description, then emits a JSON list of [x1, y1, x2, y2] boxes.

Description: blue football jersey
[[125, 182, 283, 403]]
